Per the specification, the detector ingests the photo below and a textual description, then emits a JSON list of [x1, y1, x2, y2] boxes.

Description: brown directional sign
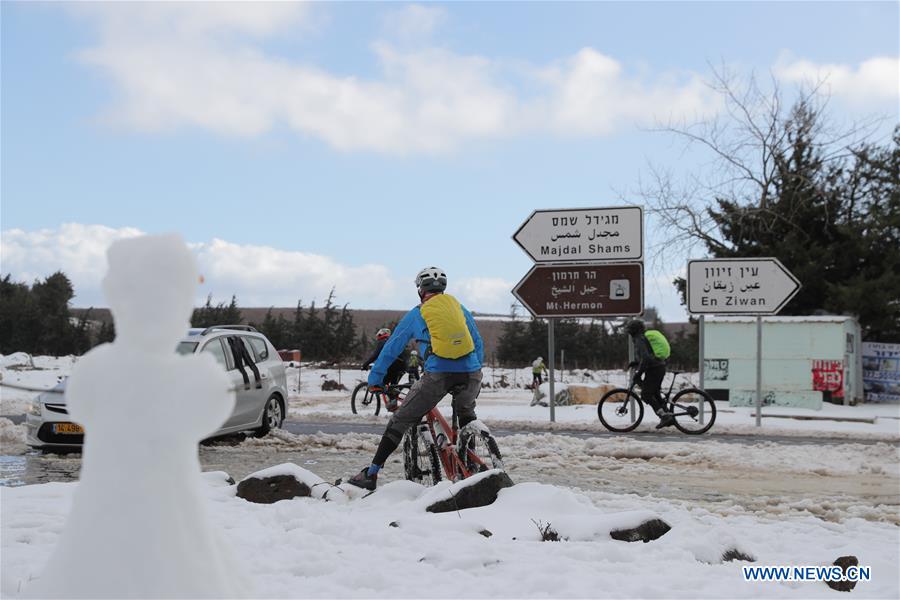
[[512, 263, 644, 318]]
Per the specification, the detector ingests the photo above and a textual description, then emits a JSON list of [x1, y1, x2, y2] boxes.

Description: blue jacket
[[368, 299, 483, 387]]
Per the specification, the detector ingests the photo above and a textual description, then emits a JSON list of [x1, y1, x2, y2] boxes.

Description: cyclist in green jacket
[[626, 320, 675, 429]]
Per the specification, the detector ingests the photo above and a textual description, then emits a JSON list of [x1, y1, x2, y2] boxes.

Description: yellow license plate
[[52, 423, 84, 434]]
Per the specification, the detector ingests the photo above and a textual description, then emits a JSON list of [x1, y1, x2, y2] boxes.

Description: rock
[[826, 555, 859, 592], [721, 548, 755, 562], [426, 471, 514, 513], [479, 529, 493, 538], [236, 474, 311, 504], [609, 518, 671, 543], [321, 379, 346, 391]]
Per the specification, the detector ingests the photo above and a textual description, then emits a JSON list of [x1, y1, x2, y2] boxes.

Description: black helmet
[[415, 266, 447, 295], [625, 319, 645, 335]]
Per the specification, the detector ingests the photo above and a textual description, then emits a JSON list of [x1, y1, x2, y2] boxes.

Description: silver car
[[25, 325, 288, 451]]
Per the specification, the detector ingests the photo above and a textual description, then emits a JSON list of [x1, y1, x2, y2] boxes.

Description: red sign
[[812, 359, 843, 398]]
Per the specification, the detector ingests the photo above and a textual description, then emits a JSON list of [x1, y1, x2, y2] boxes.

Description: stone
[[426, 471, 514, 513], [826, 555, 859, 592], [321, 379, 346, 391], [236, 474, 311, 504], [609, 518, 671, 543]]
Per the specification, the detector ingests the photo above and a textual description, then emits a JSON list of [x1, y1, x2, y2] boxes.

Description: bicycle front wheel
[[351, 382, 380, 416], [457, 427, 504, 477], [597, 388, 644, 432], [670, 388, 716, 434], [402, 426, 441, 486]]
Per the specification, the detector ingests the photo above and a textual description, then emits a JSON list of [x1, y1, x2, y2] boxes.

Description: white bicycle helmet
[[415, 266, 447, 295], [376, 328, 391, 340]]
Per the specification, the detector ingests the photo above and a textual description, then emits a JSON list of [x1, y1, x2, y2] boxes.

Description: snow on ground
[[2, 458, 898, 599], [2, 357, 898, 598], [0, 354, 73, 415]]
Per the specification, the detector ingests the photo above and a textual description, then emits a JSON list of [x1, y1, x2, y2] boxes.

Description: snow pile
[[0, 417, 26, 453], [3, 470, 897, 598], [26, 234, 248, 599], [0, 353, 35, 369]]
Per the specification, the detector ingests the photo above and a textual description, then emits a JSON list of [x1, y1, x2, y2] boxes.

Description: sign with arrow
[[512, 263, 643, 318], [687, 258, 801, 315], [513, 206, 643, 263]]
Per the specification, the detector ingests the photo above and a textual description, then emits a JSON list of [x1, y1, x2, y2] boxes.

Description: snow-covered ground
[[2, 354, 899, 598], [3, 447, 898, 598]]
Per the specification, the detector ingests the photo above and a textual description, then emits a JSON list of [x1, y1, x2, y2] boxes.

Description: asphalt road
[[4, 415, 894, 447]]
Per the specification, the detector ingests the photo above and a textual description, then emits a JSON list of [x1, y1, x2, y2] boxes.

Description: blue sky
[[2, 1, 897, 320]]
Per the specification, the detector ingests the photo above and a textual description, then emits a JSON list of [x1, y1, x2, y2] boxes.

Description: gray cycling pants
[[372, 370, 483, 467]]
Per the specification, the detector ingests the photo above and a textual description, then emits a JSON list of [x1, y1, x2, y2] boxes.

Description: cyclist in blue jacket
[[348, 266, 484, 490]]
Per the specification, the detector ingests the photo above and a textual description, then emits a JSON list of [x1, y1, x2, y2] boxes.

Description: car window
[[232, 336, 255, 363], [176, 342, 198, 355], [248, 337, 269, 362], [201, 339, 229, 369]]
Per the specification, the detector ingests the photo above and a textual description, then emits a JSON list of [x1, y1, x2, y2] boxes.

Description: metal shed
[[703, 316, 863, 409]]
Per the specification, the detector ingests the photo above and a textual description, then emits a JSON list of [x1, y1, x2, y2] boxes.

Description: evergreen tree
[[32, 272, 77, 355], [191, 295, 243, 328]]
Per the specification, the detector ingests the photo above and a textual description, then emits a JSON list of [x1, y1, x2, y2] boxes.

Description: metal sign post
[[756, 316, 763, 427], [698, 315, 705, 423], [548, 318, 556, 423]]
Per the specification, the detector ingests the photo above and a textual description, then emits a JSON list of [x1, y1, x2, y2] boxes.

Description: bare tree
[[636, 65, 883, 269]]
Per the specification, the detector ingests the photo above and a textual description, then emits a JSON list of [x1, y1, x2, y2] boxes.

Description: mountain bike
[[372, 384, 505, 486], [350, 381, 411, 416], [597, 371, 716, 434]]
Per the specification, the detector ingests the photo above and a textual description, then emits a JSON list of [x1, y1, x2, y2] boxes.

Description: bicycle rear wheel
[[597, 388, 644, 432], [670, 388, 716, 434], [457, 425, 504, 477], [402, 425, 441, 486], [351, 382, 380, 416]]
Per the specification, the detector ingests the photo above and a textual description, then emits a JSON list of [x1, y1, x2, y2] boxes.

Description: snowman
[[29, 234, 249, 598]]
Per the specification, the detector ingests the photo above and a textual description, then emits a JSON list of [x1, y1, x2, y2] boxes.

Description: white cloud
[[775, 54, 900, 107], [1, 225, 399, 309], [193, 238, 396, 306], [1, 224, 143, 303], [541, 48, 720, 135], [70, 4, 719, 153], [454, 277, 517, 315]]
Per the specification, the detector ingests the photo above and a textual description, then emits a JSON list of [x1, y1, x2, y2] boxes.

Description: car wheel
[[254, 394, 284, 438]]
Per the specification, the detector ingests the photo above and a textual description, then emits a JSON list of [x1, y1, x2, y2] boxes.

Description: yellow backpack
[[420, 294, 475, 359]]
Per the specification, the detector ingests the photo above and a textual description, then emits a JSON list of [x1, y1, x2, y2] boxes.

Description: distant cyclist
[[529, 356, 547, 407], [625, 320, 674, 429], [348, 266, 485, 490], [361, 328, 407, 409], [531, 356, 546, 387], [406, 349, 421, 382]]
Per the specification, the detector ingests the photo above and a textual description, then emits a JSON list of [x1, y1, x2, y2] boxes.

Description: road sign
[[513, 206, 643, 263], [687, 258, 801, 315], [512, 263, 643, 318]]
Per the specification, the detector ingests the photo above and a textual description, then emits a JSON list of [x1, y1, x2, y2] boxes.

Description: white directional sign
[[687, 258, 801, 315], [513, 206, 643, 263]]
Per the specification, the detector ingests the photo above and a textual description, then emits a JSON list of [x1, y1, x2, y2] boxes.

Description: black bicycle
[[597, 371, 716, 434], [350, 381, 411, 416]]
